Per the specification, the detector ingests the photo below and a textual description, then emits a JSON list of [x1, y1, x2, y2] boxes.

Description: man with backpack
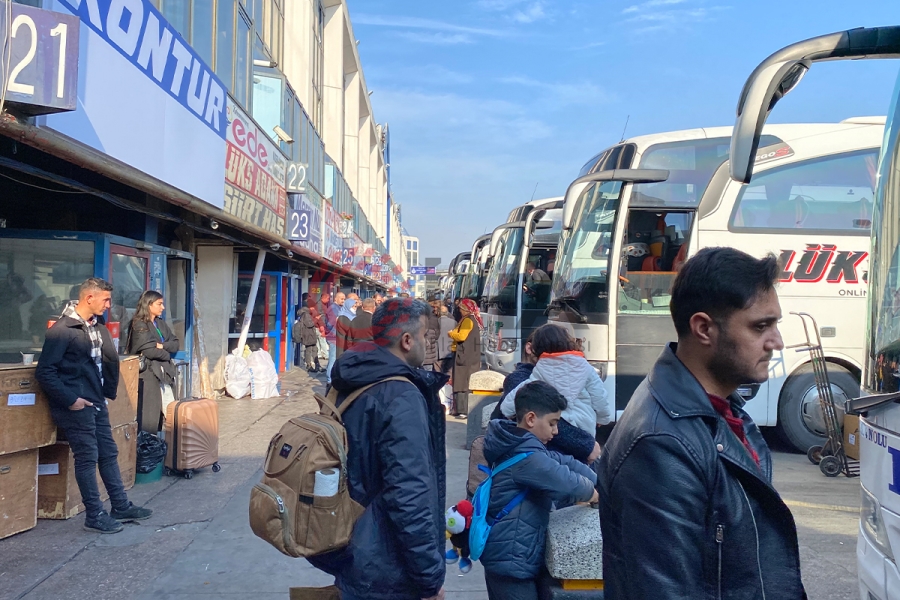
[[309, 298, 449, 600]]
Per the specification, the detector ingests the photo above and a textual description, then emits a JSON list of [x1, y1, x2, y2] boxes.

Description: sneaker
[[445, 548, 459, 564], [84, 511, 124, 534], [459, 557, 473, 574], [110, 503, 153, 522]]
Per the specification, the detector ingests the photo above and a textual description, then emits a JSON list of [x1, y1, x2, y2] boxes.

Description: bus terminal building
[[0, 0, 411, 394]]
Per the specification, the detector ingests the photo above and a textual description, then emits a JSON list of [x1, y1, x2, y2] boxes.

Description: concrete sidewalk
[[0, 365, 862, 600]]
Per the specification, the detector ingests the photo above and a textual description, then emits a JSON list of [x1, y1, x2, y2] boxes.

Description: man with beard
[[310, 298, 448, 600], [597, 247, 805, 599]]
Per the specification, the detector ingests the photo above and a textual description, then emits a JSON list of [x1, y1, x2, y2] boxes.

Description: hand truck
[[785, 312, 858, 478]]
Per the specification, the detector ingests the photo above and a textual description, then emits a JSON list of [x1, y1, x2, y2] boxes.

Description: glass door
[[165, 256, 191, 361], [229, 275, 271, 354], [109, 245, 150, 354]]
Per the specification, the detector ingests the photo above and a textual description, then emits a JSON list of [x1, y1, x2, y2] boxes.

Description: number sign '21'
[[0, 3, 79, 115]]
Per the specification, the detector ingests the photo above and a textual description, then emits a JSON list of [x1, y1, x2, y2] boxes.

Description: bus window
[[730, 149, 878, 233], [618, 210, 694, 315], [633, 138, 731, 208], [523, 249, 553, 310]]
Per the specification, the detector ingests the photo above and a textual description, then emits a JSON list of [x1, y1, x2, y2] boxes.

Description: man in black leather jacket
[[597, 247, 806, 599]]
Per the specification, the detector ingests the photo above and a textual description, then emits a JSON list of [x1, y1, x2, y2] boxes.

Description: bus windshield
[[484, 227, 525, 315], [865, 79, 900, 394], [551, 180, 622, 321], [462, 244, 490, 301]]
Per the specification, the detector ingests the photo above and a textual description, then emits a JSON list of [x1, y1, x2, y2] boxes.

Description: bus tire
[[777, 363, 859, 454]]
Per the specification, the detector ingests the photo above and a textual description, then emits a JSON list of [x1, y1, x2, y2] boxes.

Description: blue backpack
[[468, 452, 532, 561]]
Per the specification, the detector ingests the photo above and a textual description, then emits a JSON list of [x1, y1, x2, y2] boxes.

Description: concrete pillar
[[343, 70, 360, 194], [322, 4, 345, 168], [195, 245, 236, 391]]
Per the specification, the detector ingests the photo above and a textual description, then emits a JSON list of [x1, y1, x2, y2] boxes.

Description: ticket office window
[[0, 238, 94, 358], [618, 210, 694, 315]]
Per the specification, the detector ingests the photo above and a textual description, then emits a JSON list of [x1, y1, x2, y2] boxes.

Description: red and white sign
[[223, 99, 287, 236]]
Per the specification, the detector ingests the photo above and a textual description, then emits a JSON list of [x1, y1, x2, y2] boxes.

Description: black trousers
[[484, 571, 539, 600], [52, 401, 129, 519]]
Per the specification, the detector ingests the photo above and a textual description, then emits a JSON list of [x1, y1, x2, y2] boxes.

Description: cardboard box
[[844, 414, 860, 461], [108, 356, 139, 428], [0, 449, 38, 539], [37, 421, 137, 519], [0, 365, 56, 455]]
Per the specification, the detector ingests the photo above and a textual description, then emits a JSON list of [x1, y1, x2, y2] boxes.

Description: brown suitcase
[[467, 435, 489, 499], [164, 398, 220, 479], [0, 365, 56, 455]]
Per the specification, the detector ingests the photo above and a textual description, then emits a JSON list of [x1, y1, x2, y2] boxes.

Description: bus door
[[614, 208, 696, 410]]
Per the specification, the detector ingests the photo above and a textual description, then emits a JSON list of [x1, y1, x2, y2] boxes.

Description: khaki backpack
[[249, 377, 412, 558]]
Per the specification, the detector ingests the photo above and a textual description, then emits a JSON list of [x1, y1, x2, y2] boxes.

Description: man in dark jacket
[[597, 247, 805, 599], [35, 278, 152, 534], [310, 298, 449, 600], [347, 297, 375, 349]]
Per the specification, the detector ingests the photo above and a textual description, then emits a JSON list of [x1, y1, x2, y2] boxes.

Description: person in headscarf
[[447, 299, 483, 416], [336, 298, 358, 359]]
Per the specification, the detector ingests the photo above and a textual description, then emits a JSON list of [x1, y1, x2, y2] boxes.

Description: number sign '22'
[[0, 4, 79, 115]]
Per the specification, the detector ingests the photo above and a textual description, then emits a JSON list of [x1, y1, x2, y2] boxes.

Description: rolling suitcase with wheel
[[164, 398, 220, 479]]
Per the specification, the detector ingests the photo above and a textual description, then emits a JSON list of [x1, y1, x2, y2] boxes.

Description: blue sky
[[350, 0, 900, 266]]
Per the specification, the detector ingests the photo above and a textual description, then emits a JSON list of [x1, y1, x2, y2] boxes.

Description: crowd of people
[[291, 290, 486, 417], [311, 246, 805, 600]]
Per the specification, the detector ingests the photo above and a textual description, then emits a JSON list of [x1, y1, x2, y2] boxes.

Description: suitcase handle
[[18, 379, 30, 388], [0, 466, 10, 475]]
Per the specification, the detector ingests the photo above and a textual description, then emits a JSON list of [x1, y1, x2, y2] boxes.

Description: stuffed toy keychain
[[445, 500, 474, 574]]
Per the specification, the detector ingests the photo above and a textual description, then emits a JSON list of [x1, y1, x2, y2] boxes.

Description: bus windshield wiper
[[546, 296, 587, 322]]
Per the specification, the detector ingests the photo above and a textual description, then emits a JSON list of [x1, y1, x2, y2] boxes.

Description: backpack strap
[[486, 452, 532, 525], [315, 376, 414, 421]]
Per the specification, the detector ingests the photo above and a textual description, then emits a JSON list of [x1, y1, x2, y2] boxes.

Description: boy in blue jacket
[[480, 381, 598, 600]]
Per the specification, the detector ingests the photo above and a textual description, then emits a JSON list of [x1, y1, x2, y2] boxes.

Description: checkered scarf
[[62, 301, 103, 385]]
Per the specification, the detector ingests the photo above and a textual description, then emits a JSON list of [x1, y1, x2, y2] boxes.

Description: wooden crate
[[0, 449, 38, 539], [0, 364, 56, 455], [108, 356, 139, 428], [37, 421, 137, 519]]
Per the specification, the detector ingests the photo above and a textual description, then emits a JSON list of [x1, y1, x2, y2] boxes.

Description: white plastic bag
[[224, 353, 251, 399], [439, 383, 454, 414], [246, 349, 280, 399]]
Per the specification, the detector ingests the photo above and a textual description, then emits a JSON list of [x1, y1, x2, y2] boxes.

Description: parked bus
[[549, 121, 882, 451], [458, 234, 493, 306], [724, 26, 900, 600], [443, 252, 471, 305], [482, 197, 563, 373]]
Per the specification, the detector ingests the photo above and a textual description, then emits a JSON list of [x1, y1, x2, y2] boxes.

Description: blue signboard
[[287, 209, 310, 241], [409, 266, 435, 275]]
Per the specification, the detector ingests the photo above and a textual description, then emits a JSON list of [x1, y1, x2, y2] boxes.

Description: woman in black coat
[[127, 290, 179, 433]]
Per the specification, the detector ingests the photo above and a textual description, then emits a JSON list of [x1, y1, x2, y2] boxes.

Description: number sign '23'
[[287, 209, 311, 242], [0, 4, 79, 115]]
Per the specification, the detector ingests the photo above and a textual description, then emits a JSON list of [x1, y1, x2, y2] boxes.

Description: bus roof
[[580, 120, 886, 175]]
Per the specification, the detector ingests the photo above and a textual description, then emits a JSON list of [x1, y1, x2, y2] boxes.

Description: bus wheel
[[777, 363, 858, 453]]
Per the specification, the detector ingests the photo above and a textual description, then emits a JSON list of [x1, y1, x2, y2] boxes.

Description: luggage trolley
[[786, 312, 858, 478]]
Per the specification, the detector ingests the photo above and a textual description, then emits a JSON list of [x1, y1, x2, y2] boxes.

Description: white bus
[[724, 26, 900, 600], [549, 121, 882, 451], [482, 197, 563, 373], [458, 233, 493, 307]]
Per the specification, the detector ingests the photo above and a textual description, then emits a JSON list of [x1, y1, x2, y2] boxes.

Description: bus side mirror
[[730, 60, 808, 185]]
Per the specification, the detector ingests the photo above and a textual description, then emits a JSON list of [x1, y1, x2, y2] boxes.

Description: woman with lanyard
[[448, 298, 483, 417], [127, 291, 180, 434]]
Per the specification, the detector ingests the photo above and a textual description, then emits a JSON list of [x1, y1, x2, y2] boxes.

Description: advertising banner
[[46, 0, 227, 208], [223, 99, 287, 237], [323, 201, 343, 265]]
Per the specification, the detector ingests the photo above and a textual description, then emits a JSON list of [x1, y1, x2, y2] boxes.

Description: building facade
[[0, 0, 410, 395]]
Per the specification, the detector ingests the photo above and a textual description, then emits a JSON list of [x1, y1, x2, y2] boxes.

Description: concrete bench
[[465, 371, 505, 449], [540, 504, 604, 599]]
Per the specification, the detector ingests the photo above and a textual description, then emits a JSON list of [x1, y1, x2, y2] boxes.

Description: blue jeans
[[326, 341, 337, 384], [51, 401, 130, 519]]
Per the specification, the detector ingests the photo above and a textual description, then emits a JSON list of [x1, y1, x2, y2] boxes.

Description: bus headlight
[[588, 361, 608, 381], [499, 339, 518, 353], [861, 484, 895, 562]]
